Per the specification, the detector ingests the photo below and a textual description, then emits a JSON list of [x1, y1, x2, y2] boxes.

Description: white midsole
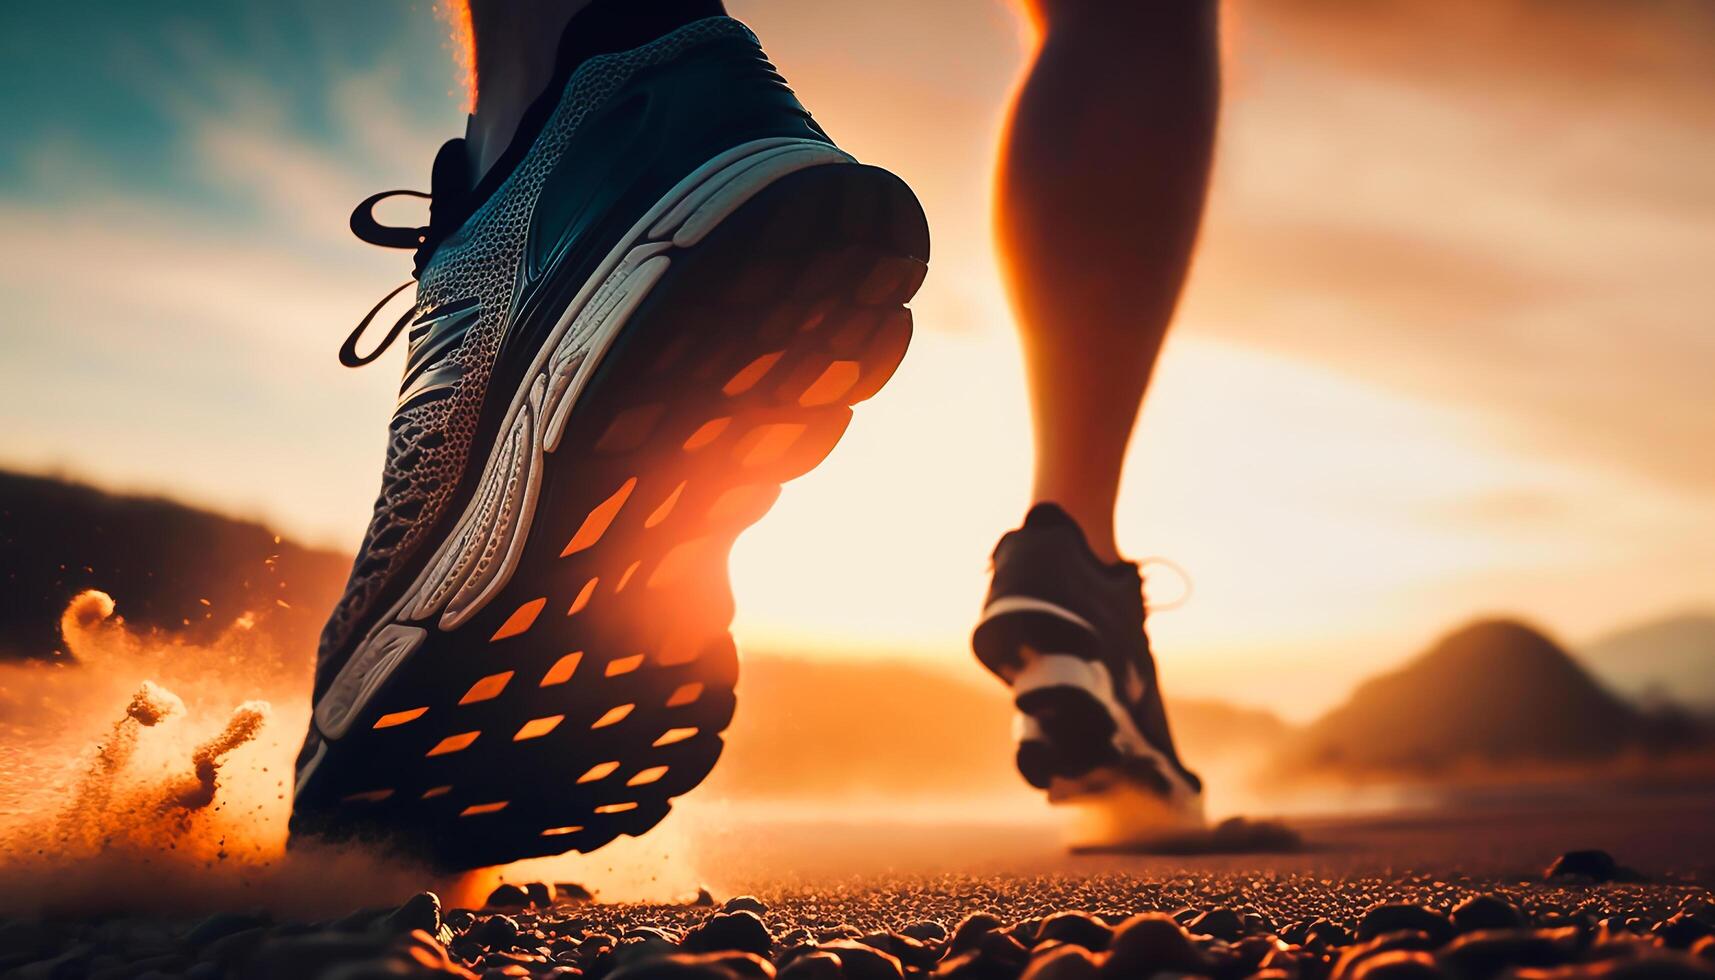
[[312, 136, 852, 747], [976, 595, 1099, 636]]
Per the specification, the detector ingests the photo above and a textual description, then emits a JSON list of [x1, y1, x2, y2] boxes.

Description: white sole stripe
[[1012, 651, 1202, 808], [977, 595, 1099, 636]]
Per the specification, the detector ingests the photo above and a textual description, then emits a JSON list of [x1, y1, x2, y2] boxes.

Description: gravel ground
[[4, 794, 1713, 979]]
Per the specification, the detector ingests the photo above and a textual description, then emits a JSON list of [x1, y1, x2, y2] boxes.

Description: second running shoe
[[972, 504, 1204, 837], [292, 13, 929, 869]]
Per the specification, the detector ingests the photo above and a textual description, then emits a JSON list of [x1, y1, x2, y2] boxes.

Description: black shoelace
[[340, 140, 472, 367]]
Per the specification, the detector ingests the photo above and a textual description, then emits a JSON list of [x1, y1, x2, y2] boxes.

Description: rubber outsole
[[294, 161, 928, 869]]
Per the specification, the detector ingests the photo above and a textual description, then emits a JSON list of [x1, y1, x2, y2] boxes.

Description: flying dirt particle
[[165, 700, 271, 811], [61, 588, 117, 633], [126, 680, 186, 727]]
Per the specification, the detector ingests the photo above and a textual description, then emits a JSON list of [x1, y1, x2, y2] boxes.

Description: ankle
[[1029, 497, 1122, 564], [464, 1, 586, 182], [462, 0, 729, 185]]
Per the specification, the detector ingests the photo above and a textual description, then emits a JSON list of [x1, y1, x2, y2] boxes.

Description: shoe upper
[[985, 503, 1203, 792], [315, 17, 829, 700]]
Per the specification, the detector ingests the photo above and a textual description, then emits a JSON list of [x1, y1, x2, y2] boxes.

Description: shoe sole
[[294, 141, 929, 869], [973, 605, 1201, 810]]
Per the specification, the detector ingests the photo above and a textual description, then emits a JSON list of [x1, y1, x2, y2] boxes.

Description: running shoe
[[972, 504, 1203, 832], [291, 14, 929, 869]]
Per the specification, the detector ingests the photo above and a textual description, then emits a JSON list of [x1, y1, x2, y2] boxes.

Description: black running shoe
[[972, 504, 1203, 829], [291, 15, 929, 869]]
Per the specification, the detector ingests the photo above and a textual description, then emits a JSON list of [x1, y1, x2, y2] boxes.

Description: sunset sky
[[2, 0, 1710, 718]]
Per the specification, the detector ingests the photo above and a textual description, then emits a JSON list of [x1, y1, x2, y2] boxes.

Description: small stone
[[1308, 919, 1356, 949], [1450, 895, 1522, 933], [1358, 905, 1454, 946], [859, 933, 936, 970], [609, 934, 683, 971], [1348, 950, 1445, 980], [701, 952, 776, 980], [817, 941, 904, 980], [447, 910, 477, 933], [779, 928, 816, 949], [901, 922, 948, 944], [724, 896, 769, 916], [977, 930, 1030, 969], [470, 915, 521, 949], [694, 889, 718, 908], [779, 950, 845, 980], [382, 892, 444, 937], [928, 950, 1004, 980], [1103, 913, 1209, 977], [1187, 908, 1245, 942], [556, 883, 597, 904], [1545, 850, 1619, 882], [1435, 927, 1578, 977], [606, 952, 745, 980], [950, 914, 1004, 954], [486, 884, 532, 909], [1021, 945, 1101, 980], [1332, 931, 1436, 980], [1035, 912, 1113, 952], [1658, 914, 1715, 950], [684, 912, 773, 957]]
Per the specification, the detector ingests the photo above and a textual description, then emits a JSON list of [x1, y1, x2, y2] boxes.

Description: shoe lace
[[1139, 555, 1193, 612], [338, 140, 471, 368]]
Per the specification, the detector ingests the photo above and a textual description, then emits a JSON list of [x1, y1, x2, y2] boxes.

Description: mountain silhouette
[[1581, 612, 1715, 714], [0, 469, 348, 660], [1279, 618, 1688, 776]]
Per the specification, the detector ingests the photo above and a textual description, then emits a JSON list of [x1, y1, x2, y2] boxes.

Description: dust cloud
[[0, 591, 457, 917]]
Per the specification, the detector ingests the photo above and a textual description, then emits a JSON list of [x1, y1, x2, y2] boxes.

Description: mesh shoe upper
[[316, 17, 822, 694]]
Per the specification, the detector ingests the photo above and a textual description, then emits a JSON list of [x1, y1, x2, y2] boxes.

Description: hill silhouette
[[0, 469, 348, 660], [1581, 612, 1715, 715], [1279, 618, 1692, 777]]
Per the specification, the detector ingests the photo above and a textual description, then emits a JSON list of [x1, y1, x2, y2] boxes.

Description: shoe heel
[[1010, 652, 1122, 781]]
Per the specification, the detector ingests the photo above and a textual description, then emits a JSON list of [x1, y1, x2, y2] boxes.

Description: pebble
[[1358, 904, 1455, 946], [819, 939, 906, 980], [381, 892, 444, 937], [1186, 908, 1245, 942], [1450, 895, 1523, 933], [1035, 912, 1113, 951], [485, 884, 533, 909], [725, 896, 770, 916], [8, 849, 1711, 980], [1103, 913, 1209, 976], [684, 911, 773, 957], [779, 950, 846, 980], [949, 914, 1004, 954], [1546, 850, 1620, 883]]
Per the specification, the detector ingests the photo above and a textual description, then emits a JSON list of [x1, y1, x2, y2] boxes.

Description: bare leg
[[997, 0, 1220, 563], [458, 0, 594, 180]]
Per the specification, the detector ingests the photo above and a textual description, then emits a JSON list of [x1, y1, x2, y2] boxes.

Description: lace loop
[[338, 280, 417, 368], [1139, 555, 1193, 612], [349, 189, 431, 251]]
